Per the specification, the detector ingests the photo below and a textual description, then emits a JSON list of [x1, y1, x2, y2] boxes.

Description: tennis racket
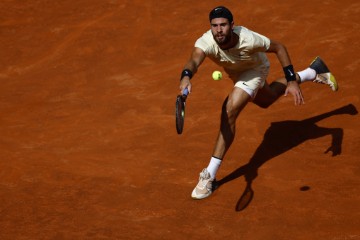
[[175, 88, 189, 134]]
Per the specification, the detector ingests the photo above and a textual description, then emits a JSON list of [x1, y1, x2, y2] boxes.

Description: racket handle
[[183, 88, 189, 96]]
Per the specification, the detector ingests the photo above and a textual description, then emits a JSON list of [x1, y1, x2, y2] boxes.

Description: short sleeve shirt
[[195, 26, 271, 80]]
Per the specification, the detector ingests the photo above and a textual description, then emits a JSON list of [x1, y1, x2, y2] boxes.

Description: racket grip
[[183, 88, 189, 96]]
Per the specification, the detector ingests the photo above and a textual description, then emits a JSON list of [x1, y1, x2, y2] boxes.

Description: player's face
[[210, 18, 233, 45]]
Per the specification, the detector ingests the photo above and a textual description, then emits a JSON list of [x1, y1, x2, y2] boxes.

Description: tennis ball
[[212, 70, 222, 81]]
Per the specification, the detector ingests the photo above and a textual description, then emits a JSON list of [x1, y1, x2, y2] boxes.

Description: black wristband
[[180, 69, 193, 81], [283, 65, 297, 82]]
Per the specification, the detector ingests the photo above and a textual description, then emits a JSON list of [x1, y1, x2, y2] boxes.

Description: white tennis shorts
[[234, 65, 269, 99]]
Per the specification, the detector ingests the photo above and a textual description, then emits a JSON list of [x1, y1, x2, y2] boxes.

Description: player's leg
[[253, 76, 292, 108], [191, 68, 264, 200], [212, 87, 251, 159], [254, 56, 338, 108], [191, 87, 251, 200]]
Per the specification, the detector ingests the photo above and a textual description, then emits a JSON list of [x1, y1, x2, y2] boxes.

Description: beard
[[213, 32, 232, 45]]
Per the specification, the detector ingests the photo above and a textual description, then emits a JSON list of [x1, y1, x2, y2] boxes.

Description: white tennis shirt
[[195, 26, 271, 80]]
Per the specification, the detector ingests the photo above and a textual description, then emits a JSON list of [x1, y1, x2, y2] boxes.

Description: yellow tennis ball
[[212, 70, 222, 81]]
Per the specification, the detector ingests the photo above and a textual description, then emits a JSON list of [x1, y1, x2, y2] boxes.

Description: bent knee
[[253, 94, 278, 109], [255, 101, 272, 109]]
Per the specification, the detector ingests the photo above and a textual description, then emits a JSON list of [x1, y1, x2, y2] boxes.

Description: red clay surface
[[1, 1, 360, 239]]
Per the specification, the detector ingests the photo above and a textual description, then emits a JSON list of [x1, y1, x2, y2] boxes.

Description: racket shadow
[[215, 104, 358, 212]]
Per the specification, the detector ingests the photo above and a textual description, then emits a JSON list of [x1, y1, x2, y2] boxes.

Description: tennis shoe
[[309, 56, 338, 91], [191, 168, 215, 200]]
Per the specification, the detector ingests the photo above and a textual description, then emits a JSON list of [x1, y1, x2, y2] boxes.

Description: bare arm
[[179, 47, 206, 94], [267, 40, 305, 105], [266, 40, 292, 67]]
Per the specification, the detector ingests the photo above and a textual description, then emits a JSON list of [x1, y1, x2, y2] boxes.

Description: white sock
[[297, 68, 316, 82], [206, 156, 222, 179]]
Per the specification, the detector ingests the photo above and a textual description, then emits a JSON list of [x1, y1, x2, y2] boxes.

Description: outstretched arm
[[179, 47, 206, 94], [267, 40, 305, 105]]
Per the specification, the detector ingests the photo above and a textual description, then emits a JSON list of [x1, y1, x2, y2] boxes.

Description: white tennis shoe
[[191, 168, 215, 200]]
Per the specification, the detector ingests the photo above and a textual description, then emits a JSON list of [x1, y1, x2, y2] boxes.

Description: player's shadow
[[215, 104, 358, 211]]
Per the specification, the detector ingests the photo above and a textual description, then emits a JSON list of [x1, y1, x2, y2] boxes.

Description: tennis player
[[178, 6, 338, 199]]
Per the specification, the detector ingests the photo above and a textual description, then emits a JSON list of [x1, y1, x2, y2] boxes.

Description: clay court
[[1, 0, 360, 239]]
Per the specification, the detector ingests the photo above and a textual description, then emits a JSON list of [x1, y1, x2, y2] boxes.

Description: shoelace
[[198, 171, 210, 188]]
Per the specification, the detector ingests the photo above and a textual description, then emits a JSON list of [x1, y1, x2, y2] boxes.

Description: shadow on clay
[[215, 104, 358, 212]]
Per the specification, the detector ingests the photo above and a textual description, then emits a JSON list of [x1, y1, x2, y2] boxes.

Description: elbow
[[268, 40, 286, 53]]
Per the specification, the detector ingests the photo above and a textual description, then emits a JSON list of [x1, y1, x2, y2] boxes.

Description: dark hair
[[209, 6, 233, 23]]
